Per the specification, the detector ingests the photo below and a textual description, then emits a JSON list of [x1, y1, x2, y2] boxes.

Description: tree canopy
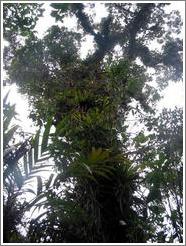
[[3, 2, 183, 243]]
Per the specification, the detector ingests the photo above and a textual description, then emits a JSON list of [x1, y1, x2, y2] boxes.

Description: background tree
[[3, 3, 183, 243], [130, 107, 183, 242], [3, 3, 44, 85]]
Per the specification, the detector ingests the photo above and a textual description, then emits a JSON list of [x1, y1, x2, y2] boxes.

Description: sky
[[3, 1, 184, 134]]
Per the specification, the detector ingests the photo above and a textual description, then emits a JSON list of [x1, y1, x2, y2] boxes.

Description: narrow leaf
[[3, 90, 10, 105], [14, 166, 24, 189], [3, 125, 19, 147], [33, 129, 40, 163], [46, 173, 55, 190], [27, 193, 46, 210], [41, 117, 53, 154], [3, 105, 17, 132], [22, 188, 36, 195], [36, 176, 43, 195], [23, 154, 28, 177], [28, 149, 33, 173]]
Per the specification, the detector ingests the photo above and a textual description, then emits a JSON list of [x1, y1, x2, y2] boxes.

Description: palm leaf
[[3, 104, 17, 132], [41, 117, 53, 154], [27, 193, 47, 210], [22, 188, 36, 196], [45, 173, 55, 190], [33, 129, 41, 163], [28, 149, 33, 174], [30, 211, 48, 223], [3, 90, 10, 105], [3, 106, 53, 218], [3, 125, 19, 148], [36, 176, 43, 195], [13, 166, 24, 189], [23, 154, 28, 177], [3, 97, 54, 241]]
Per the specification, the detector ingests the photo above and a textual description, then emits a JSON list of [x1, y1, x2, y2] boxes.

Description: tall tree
[[131, 108, 183, 242], [3, 3, 183, 243]]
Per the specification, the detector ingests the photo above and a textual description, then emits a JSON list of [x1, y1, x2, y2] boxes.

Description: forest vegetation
[[3, 2, 183, 243]]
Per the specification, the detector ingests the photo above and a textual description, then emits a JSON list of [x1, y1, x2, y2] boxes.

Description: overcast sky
[[3, 2, 185, 133]]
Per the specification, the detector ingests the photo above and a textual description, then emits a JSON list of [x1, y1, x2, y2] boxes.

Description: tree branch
[[72, 3, 181, 77], [83, 4, 155, 65], [73, 4, 96, 36]]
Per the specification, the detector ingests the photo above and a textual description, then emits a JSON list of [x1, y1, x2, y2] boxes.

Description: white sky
[[3, 1, 185, 132]]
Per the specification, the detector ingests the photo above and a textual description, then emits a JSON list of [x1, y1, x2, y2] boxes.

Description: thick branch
[[132, 42, 162, 67], [127, 4, 155, 59], [73, 4, 96, 36], [83, 4, 155, 65], [73, 3, 182, 77]]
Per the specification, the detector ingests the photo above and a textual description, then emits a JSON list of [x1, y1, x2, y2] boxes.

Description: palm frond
[[3, 90, 10, 105], [3, 95, 54, 242], [41, 116, 53, 154]]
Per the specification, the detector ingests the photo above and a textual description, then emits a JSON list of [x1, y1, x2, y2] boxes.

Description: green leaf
[[93, 170, 111, 180], [3, 104, 18, 132], [50, 3, 69, 11], [36, 176, 43, 195], [41, 117, 52, 154], [82, 163, 92, 175], [4, 125, 19, 147], [33, 129, 40, 163], [45, 173, 55, 190], [31, 211, 48, 223], [22, 188, 36, 195], [28, 149, 33, 173], [14, 166, 23, 189], [27, 193, 46, 210], [23, 154, 28, 177], [3, 90, 10, 105]]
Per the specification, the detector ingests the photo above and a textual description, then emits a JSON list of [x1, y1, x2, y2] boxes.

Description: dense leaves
[[145, 108, 183, 242], [3, 3, 44, 41]]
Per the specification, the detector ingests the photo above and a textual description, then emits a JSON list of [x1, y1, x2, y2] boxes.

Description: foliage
[[3, 91, 29, 188], [3, 92, 53, 242], [3, 3, 44, 85], [146, 108, 183, 242], [131, 108, 183, 242], [3, 3, 44, 41], [3, 3, 183, 243]]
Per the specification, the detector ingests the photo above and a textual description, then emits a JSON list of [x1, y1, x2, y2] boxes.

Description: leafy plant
[[3, 92, 53, 242]]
